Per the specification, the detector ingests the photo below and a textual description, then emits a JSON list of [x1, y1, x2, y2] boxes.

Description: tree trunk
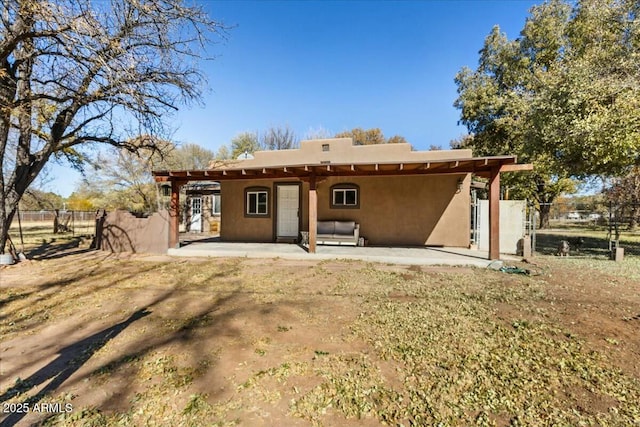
[[629, 203, 638, 231], [0, 194, 19, 254], [0, 58, 18, 255], [53, 209, 60, 234], [539, 203, 551, 229], [0, 220, 9, 255], [0, 153, 52, 253], [1, 4, 35, 254]]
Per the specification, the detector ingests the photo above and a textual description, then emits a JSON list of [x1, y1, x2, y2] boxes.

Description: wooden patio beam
[[152, 158, 532, 184], [499, 164, 534, 173]]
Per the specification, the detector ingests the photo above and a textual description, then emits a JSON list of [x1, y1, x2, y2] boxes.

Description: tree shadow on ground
[[0, 261, 161, 338], [0, 258, 319, 425], [0, 309, 151, 427], [26, 236, 95, 261]]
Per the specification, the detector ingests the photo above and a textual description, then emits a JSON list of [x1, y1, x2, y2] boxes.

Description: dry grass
[[1, 252, 639, 426], [536, 225, 640, 257]]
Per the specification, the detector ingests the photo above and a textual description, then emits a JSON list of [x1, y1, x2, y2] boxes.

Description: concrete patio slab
[[168, 240, 516, 267]]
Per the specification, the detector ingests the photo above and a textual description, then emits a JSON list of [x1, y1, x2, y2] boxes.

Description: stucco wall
[[317, 175, 469, 246], [220, 174, 470, 247], [99, 209, 169, 254], [477, 200, 526, 254], [221, 180, 273, 242], [221, 179, 310, 242]]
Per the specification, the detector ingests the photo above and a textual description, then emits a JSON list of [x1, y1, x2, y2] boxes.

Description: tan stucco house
[[219, 138, 472, 247], [154, 138, 532, 259]]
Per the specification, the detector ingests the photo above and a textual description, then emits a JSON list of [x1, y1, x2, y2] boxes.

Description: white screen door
[[277, 185, 299, 238], [190, 197, 202, 232]]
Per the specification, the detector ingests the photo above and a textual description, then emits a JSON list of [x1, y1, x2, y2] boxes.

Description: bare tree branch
[[0, 0, 227, 253]]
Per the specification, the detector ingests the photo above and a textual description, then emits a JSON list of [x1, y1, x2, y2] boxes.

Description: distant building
[[183, 182, 220, 233]]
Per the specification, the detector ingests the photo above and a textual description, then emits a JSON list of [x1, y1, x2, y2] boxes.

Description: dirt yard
[[1, 251, 639, 426]]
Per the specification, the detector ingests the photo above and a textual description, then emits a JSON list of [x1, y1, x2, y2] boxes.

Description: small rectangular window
[[332, 188, 358, 207], [322, 144, 330, 151], [246, 191, 268, 215], [212, 194, 221, 215]]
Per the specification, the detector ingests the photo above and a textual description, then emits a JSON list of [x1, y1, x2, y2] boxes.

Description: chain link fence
[[11, 210, 96, 237]]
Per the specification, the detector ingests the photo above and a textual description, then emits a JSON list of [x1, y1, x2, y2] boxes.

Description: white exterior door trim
[[277, 185, 299, 238]]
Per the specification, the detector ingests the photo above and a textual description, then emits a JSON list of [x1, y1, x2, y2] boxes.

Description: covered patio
[[153, 145, 532, 260]]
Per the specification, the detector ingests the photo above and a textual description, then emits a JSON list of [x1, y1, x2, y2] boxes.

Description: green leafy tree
[[541, 0, 640, 176], [604, 166, 640, 230], [18, 189, 63, 210], [336, 128, 385, 145], [66, 190, 99, 211], [231, 132, 260, 159], [335, 128, 408, 145], [454, 0, 639, 228], [214, 145, 231, 160], [168, 143, 216, 170], [0, 0, 224, 253], [449, 134, 475, 150], [387, 135, 409, 145]]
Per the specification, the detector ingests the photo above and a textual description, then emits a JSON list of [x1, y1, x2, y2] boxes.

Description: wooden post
[[92, 209, 107, 250], [488, 167, 500, 260], [308, 173, 317, 253], [169, 180, 181, 249]]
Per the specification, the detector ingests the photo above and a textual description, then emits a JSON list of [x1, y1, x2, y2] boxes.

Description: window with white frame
[[331, 184, 359, 209], [245, 188, 269, 216], [212, 193, 221, 215]]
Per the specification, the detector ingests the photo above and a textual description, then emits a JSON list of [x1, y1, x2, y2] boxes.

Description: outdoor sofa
[[316, 220, 360, 246]]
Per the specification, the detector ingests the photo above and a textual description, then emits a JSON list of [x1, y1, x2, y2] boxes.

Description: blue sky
[[51, 0, 540, 197]]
